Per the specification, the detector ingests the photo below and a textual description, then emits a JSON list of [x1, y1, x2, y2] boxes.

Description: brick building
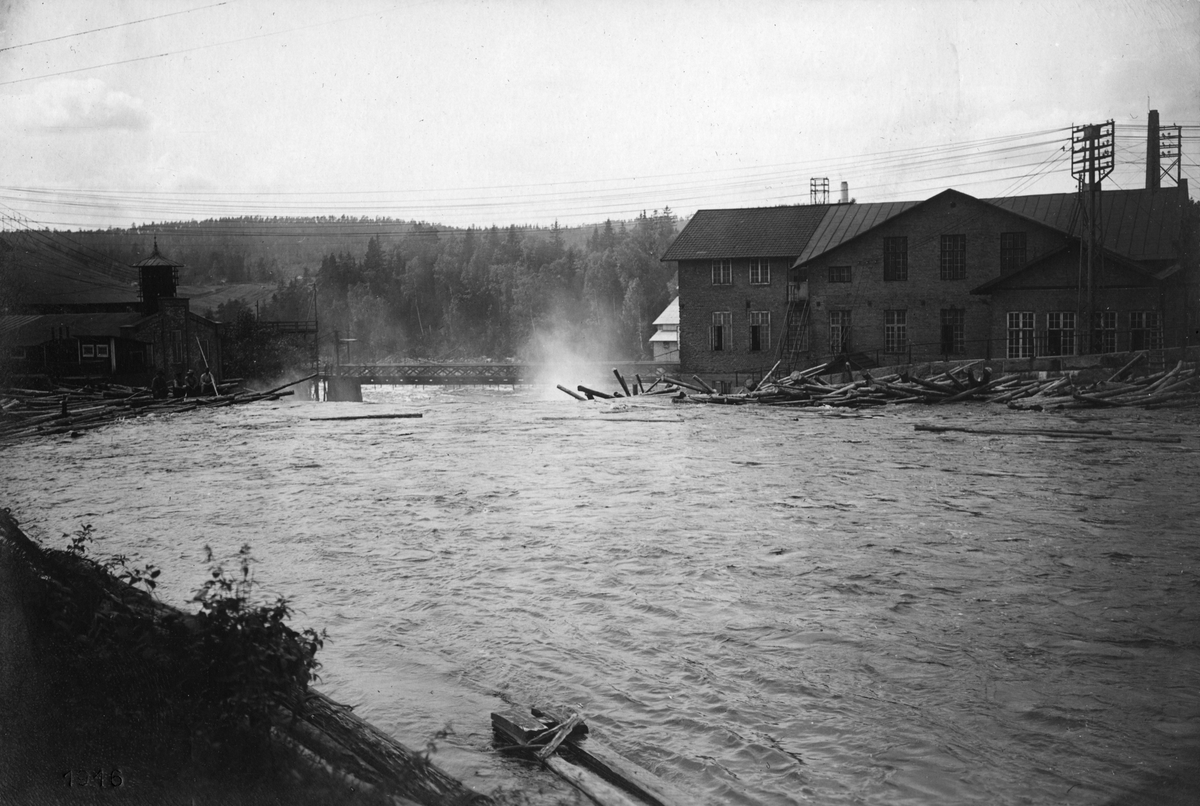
[[666, 182, 1192, 380]]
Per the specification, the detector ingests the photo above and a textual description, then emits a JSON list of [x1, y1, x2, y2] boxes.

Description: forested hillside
[[63, 210, 681, 362]]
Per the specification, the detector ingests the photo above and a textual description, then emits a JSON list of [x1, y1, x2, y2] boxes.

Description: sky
[[1, 0, 1198, 231]]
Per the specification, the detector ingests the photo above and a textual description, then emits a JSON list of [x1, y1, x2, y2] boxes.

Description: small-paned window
[[829, 310, 851, 354], [940, 309, 965, 355], [883, 237, 908, 281], [96, 344, 110, 358], [711, 311, 732, 351], [1129, 311, 1163, 350], [828, 265, 851, 283], [81, 344, 95, 358], [748, 259, 770, 285], [749, 311, 770, 352], [940, 234, 966, 280], [1095, 311, 1118, 354], [1007, 311, 1035, 359], [1000, 232, 1027, 273], [711, 259, 732, 285], [884, 310, 907, 353], [1044, 312, 1076, 356]]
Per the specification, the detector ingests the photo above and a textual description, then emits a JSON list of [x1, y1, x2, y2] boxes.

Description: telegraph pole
[[1071, 121, 1114, 354], [809, 178, 829, 205]]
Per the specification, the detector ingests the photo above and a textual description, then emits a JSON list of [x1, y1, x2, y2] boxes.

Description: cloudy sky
[[1, 0, 1197, 230]]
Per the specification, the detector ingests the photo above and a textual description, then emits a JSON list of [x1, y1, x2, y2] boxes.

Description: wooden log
[[1144, 361, 1186, 394], [899, 374, 956, 396], [690, 375, 718, 395], [578, 385, 613, 400], [309, 413, 424, 421], [557, 384, 587, 401], [914, 424, 1181, 442], [492, 711, 643, 806], [533, 707, 688, 806], [1107, 351, 1148, 382], [613, 368, 632, 397], [634, 374, 645, 394], [660, 376, 707, 393]]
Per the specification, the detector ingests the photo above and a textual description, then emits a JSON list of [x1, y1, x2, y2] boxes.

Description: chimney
[[1146, 109, 1160, 190], [840, 182, 849, 203]]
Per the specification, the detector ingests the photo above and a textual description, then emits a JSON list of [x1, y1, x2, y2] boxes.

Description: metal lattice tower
[[809, 178, 829, 205]]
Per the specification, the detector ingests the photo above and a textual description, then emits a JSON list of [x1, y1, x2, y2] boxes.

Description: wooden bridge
[[319, 361, 676, 400]]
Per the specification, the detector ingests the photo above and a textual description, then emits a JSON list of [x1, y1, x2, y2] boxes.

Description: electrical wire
[[0, 2, 229, 54]]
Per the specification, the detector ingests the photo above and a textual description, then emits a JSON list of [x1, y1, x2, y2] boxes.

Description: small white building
[[649, 297, 680, 363]]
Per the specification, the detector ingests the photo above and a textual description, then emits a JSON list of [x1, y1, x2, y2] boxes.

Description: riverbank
[[0, 508, 490, 806]]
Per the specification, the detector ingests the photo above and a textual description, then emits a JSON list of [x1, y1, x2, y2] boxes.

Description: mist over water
[[2, 387, 1198, 805]]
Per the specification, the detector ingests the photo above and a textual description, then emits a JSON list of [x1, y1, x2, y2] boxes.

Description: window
[[828, 265, 851, 283], [749, 311, 770, 352], [1044, 312, 1076, 356], [829, 310, 851, 354], [171, 329, 184, 363], [1007, 311, 1035, 359], [1130, 311, 1163, 350], [1000, 232, 1027, 273], [711, 259, 732, 285], [940, 309, 965, 355], [749, 258, 770, 285], [884, 310, 908, 353], [1095, 311, 1117, 353], [883, 237, 908, 281], [96, 344, 110, 358], [940, 234, 966, 280], [81, 344, 95, 358], [711, 311, 732, 351], [10, 347, 27, 360]]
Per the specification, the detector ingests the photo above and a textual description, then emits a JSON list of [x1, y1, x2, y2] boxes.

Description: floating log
[[492, 708, 683, 806], [613, 369, 632, 397], [915, 424, 1181, 443], [558, 384, 587, 401], [690, 375, 718, 395], [660, 376, 707, 393], [309, 413, 423, 421], [578, 385, 613, 400]]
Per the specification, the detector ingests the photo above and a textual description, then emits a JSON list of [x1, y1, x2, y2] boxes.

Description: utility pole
[[810, 178, 829, 205], [1071, 121, 1114, 354]]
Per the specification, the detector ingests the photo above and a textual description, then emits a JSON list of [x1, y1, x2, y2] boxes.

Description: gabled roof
[[0, 312, 148, 346], [970, 241, 1159, 294], [652, 297, 679, 327], [985, 183, 1187, 262], [660, 205, 830, 261], [795, 201, 920, 264]]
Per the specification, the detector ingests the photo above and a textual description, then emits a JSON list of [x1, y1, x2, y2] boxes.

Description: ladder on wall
[[777, 299, 811, 372]]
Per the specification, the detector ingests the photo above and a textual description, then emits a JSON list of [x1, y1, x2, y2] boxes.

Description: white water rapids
[[2, 386, 1198, 805]]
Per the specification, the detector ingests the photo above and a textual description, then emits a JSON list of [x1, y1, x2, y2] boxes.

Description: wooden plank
[[533, 707, 688, 806], [309, 413, 423, 421]]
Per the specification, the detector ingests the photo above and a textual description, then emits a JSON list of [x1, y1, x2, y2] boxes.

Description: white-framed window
[[1129, 311, 1163, 350], [1044, 312, 1076, 356], [940, 309, 965, 355], [884, 309, 908, 353], [1095, 311, 1117, 354], [711, 311, 732, 351], [748, 311, 770, 352], [1007, 311, 1035, 359], [748, 258, 770, 285], [939, 234, 966, 280], [828, 265, 851, 283], [96, 344, 110, 359], [81, 344, 95, 358], [829, 310, 851, 354], [711, 259, 732, 285]]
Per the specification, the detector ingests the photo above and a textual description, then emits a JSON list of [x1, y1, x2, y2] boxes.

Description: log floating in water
[[915, 423, 1182, 443], [492, 708, 683, 806], [558, 384, 587, 401], [309, 413, 423, 421]]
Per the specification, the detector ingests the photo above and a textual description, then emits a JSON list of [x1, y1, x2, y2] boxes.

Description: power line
[[0, 2, 229, 54]]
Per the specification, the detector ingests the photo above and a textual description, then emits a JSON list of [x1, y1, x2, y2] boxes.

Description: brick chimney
[[1146, 109, 1160, 190]]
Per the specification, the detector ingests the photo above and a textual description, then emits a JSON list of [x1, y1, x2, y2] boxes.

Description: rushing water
[[2, 386, 1199, 805]]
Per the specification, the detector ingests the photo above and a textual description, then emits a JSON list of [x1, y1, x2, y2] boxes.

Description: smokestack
[[840, 181, 849, 204], [1146, 109, 1160, 190]]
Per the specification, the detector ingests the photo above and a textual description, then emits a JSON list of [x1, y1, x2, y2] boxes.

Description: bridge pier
[[325, 376, 363, 402]]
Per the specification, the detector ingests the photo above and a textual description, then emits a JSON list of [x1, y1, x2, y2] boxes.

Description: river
[[2, 385, 1198, 805]]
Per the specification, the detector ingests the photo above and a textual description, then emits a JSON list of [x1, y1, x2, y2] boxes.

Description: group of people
[[150, 367, 216, 399]]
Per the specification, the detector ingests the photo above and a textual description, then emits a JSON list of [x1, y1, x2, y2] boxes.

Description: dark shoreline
[[0, 507, 491, 806]]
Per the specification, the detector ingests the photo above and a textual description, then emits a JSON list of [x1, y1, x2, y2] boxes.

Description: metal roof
[[795, 201, 921, 264], [133, 240, 184, 268], [651, 297, 679, 327], [660, 205, 831, 261], [985, 184, 1187, 262]]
